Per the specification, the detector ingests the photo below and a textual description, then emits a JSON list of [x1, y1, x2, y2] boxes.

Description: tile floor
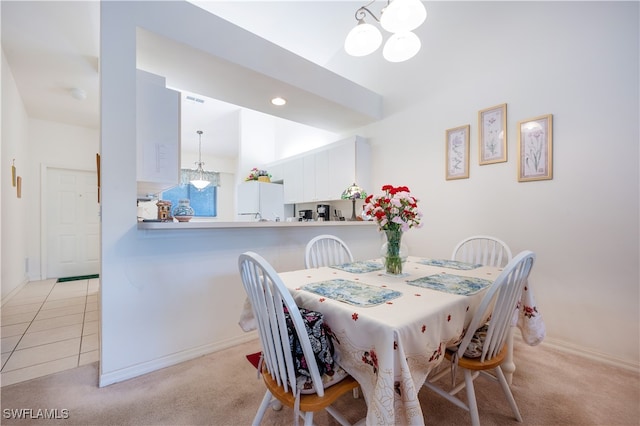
[[1, 278, 99, 387]]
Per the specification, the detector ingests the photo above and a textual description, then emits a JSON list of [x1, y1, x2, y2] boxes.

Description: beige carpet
[[1, 339, 638, 425]]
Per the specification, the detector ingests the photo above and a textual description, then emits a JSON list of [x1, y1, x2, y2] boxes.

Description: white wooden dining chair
[[452, 236, 513, 268], [238, 252, 360, 426], [423, 250, 536, 426], [452, 235, 518, 383], [304, 235, 354, 269]]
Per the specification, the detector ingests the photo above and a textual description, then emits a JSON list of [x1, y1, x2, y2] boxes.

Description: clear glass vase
[[381, 229, 408, 275]]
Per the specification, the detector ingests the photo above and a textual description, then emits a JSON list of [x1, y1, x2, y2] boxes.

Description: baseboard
[[98, 331, 258, 387], [515, 333, 639, 373]]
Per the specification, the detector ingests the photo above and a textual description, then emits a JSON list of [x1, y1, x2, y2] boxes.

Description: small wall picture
[[478, 103, 507, 165], [518, 114, 553, 182], [17, 176, 22, 198], [11, 159, 16, 187], [445, 124, 470, 180]]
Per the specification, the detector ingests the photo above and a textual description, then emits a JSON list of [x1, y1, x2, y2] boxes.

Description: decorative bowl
[[174, 215, 193, 223]]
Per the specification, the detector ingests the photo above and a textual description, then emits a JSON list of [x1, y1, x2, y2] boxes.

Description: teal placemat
[[303, 279, 401, 307], [330, 260, 384, 273], [407, 274, 492, 295], [417, 259, 482, 270]]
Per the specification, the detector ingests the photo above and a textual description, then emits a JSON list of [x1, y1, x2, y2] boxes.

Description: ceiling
[[1, 1, 391, 159]]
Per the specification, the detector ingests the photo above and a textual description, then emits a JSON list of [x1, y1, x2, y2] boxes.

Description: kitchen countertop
[[137, 219, 377, 230]]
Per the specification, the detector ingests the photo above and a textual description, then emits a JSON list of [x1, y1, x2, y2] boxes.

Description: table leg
[[503, 327, 515, 385]]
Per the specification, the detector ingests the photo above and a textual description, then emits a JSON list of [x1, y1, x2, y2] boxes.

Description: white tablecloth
[[240, 256, 545, 425], [278, 257, 504, 425]]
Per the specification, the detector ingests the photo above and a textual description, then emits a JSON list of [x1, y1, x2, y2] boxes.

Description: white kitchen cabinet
[[266, 136, 370, 204], [281, 157, 304, 204], [326, 140, 354, 199], [237, 181, 284, 221], [328, 136, 371, 199], [268, 163, 284, 183], [303, 155, 317, 202], [136, 70, 181, 198], [313, 150, 331, 201]]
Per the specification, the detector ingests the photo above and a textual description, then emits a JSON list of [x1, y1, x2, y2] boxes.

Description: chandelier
[[190, 130, 210, 190], [344, 0, 427, 62]]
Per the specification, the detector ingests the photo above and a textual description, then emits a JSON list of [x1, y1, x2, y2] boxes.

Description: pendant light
[[344, 0, 427, 63], [190, 130, 210, 190], [344, 18, 383, 57], [379, 0, 426, 33], [382, 31, 421, 62]]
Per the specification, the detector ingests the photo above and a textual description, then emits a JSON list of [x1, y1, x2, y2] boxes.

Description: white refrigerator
[[236, 181, 284, 221]]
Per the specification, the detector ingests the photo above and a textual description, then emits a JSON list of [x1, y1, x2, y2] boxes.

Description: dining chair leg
[[302, 411, 314, 426], [326, 405, 353, 426], [495, 366, 523, 422], [253, 390, 274, 426], [503, 327, 516, 385], [463, 370, 480, 426]]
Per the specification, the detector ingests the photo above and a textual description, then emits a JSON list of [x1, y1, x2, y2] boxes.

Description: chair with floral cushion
[[452, 235, 519, 383], [422, 250, 536, 426], [238, 251, 360, 426]]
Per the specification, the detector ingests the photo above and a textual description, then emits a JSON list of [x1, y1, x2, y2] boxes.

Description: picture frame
[[445, 124, 470, 180], [518, 114, 553, 182], [478, 103, 507, 165], [11, 159, 16, 187], [16, 176, 22, 198]]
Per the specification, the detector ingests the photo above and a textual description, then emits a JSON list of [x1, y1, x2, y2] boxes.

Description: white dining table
[[277, 256, 504, 425]]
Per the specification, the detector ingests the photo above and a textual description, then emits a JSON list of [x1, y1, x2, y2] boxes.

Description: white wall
[[1, 49, 29, 300], [346, 1, 639, 366], [236, 109, 276, 187], [273, 116, 341, 159]]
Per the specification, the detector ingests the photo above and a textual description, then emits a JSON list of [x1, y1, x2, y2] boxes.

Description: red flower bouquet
[[364, 185, 423, 275], [363, 185, 423, 232]]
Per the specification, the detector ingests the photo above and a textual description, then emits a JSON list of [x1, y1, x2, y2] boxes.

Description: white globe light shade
[[383, 31, 421, 62], [190, 179, 211, 190], [344, 21, 383, 57], [380, 0, 427, 33]]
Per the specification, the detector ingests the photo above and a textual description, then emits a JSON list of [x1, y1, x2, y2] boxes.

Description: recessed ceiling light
[[271, 97, 286, 106]]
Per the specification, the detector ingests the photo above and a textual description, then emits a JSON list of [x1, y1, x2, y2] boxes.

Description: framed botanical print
[[478, 103, 507, 165], [518, 114, 553, 182], [445, 124, 470, 180], [11, 159, 16, 187]]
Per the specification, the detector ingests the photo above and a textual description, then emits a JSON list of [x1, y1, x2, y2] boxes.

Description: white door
[[46, 168, 100, 279]]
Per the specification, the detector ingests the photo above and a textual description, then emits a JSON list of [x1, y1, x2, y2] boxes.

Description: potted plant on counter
[[245, 168, 272, 182]]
